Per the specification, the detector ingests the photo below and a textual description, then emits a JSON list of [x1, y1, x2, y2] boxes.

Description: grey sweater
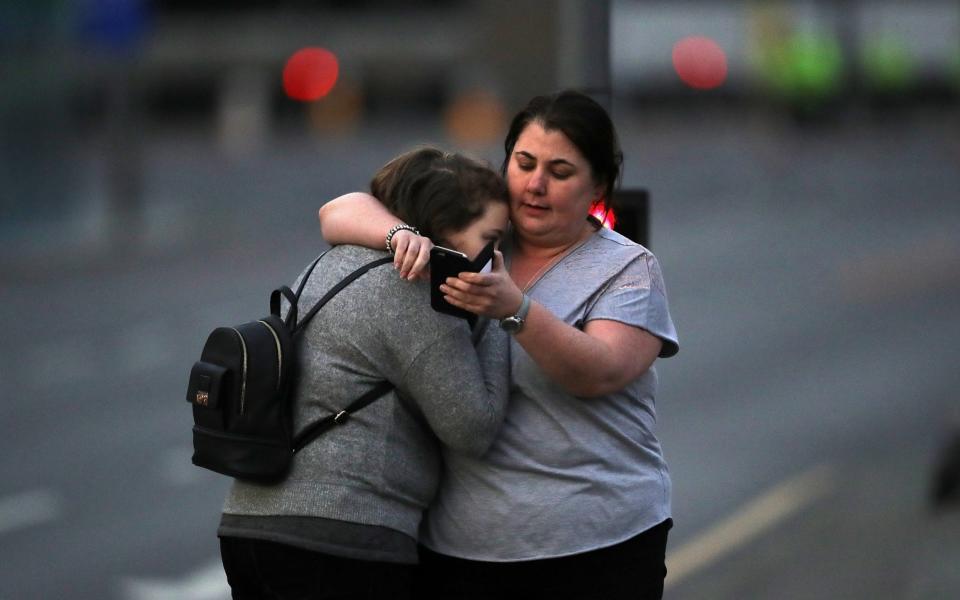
[[220, 245, 509, 548]]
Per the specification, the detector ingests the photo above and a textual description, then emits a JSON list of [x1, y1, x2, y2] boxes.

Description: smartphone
[[430, 240, 496, 319]]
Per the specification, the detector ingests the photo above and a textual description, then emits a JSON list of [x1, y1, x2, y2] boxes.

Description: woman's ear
[[593, 180, 607, 204]]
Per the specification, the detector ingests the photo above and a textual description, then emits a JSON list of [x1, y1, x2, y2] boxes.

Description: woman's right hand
[[391, 230, 433, 281]]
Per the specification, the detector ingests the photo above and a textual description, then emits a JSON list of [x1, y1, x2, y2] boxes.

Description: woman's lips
[[521, 202, 549, 212]]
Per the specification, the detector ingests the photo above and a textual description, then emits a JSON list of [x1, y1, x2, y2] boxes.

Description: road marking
[[0, 489, 62, 536], [121, 559, 230, 600], [665, 463, 836, 588]]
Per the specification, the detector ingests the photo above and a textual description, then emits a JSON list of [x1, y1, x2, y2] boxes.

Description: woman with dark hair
[[319, 90, 680, 599], [218, 147, 511, 599]]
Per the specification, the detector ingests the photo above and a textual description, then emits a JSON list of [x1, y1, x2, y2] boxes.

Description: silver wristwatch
[[500, 294, 531, 334]]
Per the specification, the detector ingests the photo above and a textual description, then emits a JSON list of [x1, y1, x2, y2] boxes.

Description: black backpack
[[186, 251, 393, 483]]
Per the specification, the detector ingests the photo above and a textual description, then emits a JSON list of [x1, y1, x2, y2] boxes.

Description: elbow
[[318, 204, 345, 244], [317, 204, 333, 234], [449, 424, 499, 458], [443, 414, 501, 458], [446, 439, 490, 459], [455, 438, 494, 459], [562, 380, 617, 399], [562, 364, 641, 398]]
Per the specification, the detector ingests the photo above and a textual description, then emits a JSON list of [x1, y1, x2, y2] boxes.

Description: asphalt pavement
[[2, 107, 959, 599]]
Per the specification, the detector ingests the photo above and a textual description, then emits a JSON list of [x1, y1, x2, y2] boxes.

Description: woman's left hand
[[439, 251, 524, 320], [391, 229, 433, 281]]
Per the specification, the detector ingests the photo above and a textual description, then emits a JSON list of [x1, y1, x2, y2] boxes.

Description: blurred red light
[[591, 204, 616, 230], [672, 36, 728, 90], [283, 48, 339, 102]]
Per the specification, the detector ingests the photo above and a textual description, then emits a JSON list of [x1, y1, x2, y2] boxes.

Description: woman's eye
[[552, 170, 572, 180], [516, 161, 534, 171]]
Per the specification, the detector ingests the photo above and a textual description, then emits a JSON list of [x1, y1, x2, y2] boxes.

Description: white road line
[[666, 463, 836, 588], [0, 489, 62, 536], [120, 559, 230, 600]]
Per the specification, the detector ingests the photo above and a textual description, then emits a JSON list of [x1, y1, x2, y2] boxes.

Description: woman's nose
[[526, 170, 547, 195]]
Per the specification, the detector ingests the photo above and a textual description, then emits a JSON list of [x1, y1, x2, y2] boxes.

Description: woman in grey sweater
[[217, 147, 511, 599]]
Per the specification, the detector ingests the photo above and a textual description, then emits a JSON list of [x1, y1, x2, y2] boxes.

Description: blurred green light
[[861, 36, 916, 93], [783, 33, 844, 98], [758, 31, 844, 104]]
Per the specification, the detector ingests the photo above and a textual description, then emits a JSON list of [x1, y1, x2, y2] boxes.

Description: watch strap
[[500, 294, 531, 333], [515, 293, 531, 321]]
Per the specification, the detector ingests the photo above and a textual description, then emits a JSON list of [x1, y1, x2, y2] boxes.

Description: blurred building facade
[[1, 0, 958, 236], [6, 1, 957, 135]]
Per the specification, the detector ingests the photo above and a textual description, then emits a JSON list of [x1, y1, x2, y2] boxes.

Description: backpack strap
[[295, 250, 329, 298], [271, 286, 299, 327], [293, 256, 393, 335], [287, 253, 396, 453], [292, 380, 394, 453], [271, 250, 330, 330]]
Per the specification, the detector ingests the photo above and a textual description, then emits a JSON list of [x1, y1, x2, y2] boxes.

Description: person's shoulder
[[565, 227, 671, 290], [301, 244, 395, 298], [325, 245, 411, 291], [590, 227, 654, 262], [318, 245, 465, 333], [319, 245, 396, 282], [331, 246, 462, 324], [326, 244, 390, 264]]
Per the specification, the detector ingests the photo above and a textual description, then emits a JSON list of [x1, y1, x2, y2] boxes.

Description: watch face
[[500, 316, 522, 333]]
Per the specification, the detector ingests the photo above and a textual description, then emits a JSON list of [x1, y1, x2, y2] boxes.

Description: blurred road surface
[[1, 108, 959, 599]]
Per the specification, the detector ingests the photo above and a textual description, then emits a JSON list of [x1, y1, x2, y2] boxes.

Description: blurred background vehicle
[[2, 1, 959, 598]]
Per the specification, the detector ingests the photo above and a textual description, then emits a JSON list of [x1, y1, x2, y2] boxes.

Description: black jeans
[[417, 519, 672, 600], [219, 536, 415, 600]]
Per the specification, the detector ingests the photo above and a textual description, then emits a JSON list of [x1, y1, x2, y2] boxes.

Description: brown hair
[[370, 147, 508, 243]]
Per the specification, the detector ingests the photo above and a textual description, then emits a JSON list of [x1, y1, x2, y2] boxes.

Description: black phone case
[[430, 240, 496, 320]]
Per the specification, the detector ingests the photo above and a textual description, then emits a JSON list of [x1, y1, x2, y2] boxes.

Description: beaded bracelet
[[385, 224, 421, 254]]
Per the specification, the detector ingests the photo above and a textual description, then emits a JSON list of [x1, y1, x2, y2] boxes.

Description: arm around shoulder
[[318, 192, 433, 279], [318, 192, 397, 248]]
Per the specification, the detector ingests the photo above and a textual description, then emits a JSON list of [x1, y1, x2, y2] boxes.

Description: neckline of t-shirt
[[516, 227, 601, 293]]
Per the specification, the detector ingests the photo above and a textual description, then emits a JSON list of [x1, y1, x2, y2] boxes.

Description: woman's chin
[[514, 209, 551, 227], [512, 219, 548, 238]]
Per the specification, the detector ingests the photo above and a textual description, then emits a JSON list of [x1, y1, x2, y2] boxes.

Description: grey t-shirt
[[420, 227, 679, 561]]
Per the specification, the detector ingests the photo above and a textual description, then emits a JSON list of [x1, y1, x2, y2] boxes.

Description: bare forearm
[[318, 192, 434, 280], [440, 258, 657, 396], [513, 303, 628, 397], [317, 192, 397, 248]]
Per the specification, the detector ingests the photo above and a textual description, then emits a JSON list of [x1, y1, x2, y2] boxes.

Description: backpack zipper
[[228, 327, 248, 414], [258, 320, 282, 391]]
